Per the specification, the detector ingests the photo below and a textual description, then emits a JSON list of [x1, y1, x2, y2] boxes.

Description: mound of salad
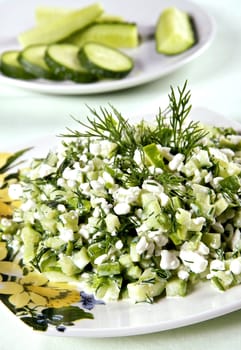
[[2, 82, 241, 303]]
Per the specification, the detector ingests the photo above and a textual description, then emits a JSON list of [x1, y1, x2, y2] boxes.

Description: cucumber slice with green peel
[[18, 44, 58, 79], [78, 42, 134, 79], [45, 43, 98, 83], [0, 50, 34, 79], [67, 22, 139, 49], [95, 14, 124, 23], [155, 7, 195, 55], [35, 6, 123, 26], [18, 3, 104, 47]]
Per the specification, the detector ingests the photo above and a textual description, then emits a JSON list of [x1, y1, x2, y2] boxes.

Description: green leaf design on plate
[[21, 316, 48, 332], [42, 305, 94, 326]]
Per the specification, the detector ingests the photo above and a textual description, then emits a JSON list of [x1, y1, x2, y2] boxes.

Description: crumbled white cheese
[[94, 254, 108, 265], [8, 183, 23, 200], [37, 163, 54, 178], [59, 227, 74, 242], [168, 153, 185, 171], [210, 259, 225, 271], [142, 180, 164, 194], [115, 240, 123, 250], [21, 199, 35, 212], [113, 202, 131, 215], [57, 204, 66, 213], [177, 269, 189, 280], [160, 250, 180, 270], [113, 186, 141, 205], [136, 236, 148, 255], [230, 258, 241, 275], [179, 249, 208, 274]]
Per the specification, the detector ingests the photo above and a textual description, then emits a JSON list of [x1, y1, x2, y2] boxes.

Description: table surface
[[1, 0, 241, 349]]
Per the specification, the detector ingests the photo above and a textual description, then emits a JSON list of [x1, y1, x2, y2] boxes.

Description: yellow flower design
[[0, 153, 21, 217], [0, 269, 80, 309], [0, 242, 22, 282]]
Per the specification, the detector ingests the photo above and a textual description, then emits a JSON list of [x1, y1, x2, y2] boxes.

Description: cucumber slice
[[18, 3, 104, 47], [35, 6, 71, 25], [45, 43, 97, 83], [78, 42, 134, 79], [18, 44, 58, 79], [35, 6, 123, 26], [155, 7, 195, 55], [0, 50, 34, 79], [67, 22, 139, 48]]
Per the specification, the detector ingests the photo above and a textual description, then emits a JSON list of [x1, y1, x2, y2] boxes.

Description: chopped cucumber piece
[[127, 269, 166, 302], [95, 276, 122, 301], [155, 7, 195, 55], [126, 265, 142, 281], [0, 50, 34, 79], [202, 233, 221, 249], [165, 278, 187, 297], [21, 225, 41, 263], [143, 143, 165, 168], [211, 271, 234, 291], [119, 254, 133, 268], [18, 3, 104, 47], [78, 42, 134, 79], [97, 262, 121, 276], [45, 43, 97, 83], [87, 242, 106, 262], [72, 247, 91, 270], [130, 241, 141, 262], [105, 213, 120, 233], [58, 255, 80, 276]]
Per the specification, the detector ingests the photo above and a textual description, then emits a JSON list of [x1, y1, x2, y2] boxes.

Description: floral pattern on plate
[[0, 152, 104, 333]]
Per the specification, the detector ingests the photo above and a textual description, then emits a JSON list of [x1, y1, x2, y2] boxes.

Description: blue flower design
[[80, 291, 105, 310]]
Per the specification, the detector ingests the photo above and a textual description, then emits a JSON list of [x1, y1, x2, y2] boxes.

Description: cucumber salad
[[2, 83, 241, 303]]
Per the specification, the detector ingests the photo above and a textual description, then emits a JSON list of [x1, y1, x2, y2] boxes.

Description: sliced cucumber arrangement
[[155, 7, 195, 55], [78, 42, 134, 79], [18, 44, 57, 79], [45, 44, 97, 83], [0, 50, 34, 79], [0, 3, 197, 84]]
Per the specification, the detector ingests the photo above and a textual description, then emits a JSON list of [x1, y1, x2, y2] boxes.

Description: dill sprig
[[63, 105, 137, 156], [167, 81, 208, 157], [62, 81, 207, 160]]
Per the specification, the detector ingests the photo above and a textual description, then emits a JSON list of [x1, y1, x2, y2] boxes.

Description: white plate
[[0, 0, 215, 95], [1, 108, 241, 338]]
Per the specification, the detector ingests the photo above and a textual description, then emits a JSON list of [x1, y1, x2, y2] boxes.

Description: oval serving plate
[[0, 0, 215, 95]]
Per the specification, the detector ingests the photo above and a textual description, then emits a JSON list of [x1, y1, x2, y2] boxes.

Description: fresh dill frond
[[62, 81, 207, 162], [154, 172, 185, 197], [167, 81, 208, 157], [62, 105, 137, 156]]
